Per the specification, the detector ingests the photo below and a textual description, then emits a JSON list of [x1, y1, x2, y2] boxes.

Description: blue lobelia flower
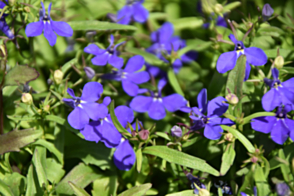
[[130, 78, 187, 120], [216, 34, 267, 80], [181, 88, 234, 140], [186, 173, 206, 195], [146, 22, 198, 77], [276, 183, 290, 196], [262, 3, 274, 21], [80, 103, 136, 171], [84, 34, 124, 69], [251, 105, 294, 145], [63, 82, 108, 130], [102, 55, 150, 96], [0, 1, 14, 39], [262, 68, 294, 112], [25, 2, 73, 46], [117, 0, 149, 25]]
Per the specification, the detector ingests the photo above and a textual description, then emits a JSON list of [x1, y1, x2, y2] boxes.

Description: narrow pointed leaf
[[254, 165, 271, 195], [118, 183, 152, 196], [32, 149, 48, 188], [67, 21, 137, 31], [220, 144, 236, 176], [68, 181, 90, 196], [167, 69, 185, 96]]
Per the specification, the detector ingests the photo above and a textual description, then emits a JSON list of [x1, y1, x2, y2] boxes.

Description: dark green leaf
[[220, 144, 236, 176], [143, 146, 219, 176], [68, 181, 91, 196], [118, 183, 152, 196], [67, 21, 137, 31], [4, 65, 39, 86], [0, 129, 42, 155]]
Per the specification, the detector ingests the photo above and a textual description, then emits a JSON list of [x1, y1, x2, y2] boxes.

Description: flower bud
[[262, 4, 274, 21], [138, 130, 149, 141], [274, 56, 284, 69], [84, 66, 95, 80], [214, 4, 223, 14], [24, 6, 30, 13], [225, 93, 239, 105], [200, 0, 215, 14], [21, 93, 33, 105], [171, 125, 182, 138], [53, 70, 63, 85], [43, 105, 50, 113], [251, 156, 258, 163], [224, 133, 234, 142]]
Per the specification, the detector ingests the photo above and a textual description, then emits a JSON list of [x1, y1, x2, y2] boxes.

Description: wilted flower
[[181, 88, 234, 140], [251, 105, 294, 145], [117, 0, 149, 25], [84, 66, 95, 80], [276, 182, 290, 196], [262, 68, 294, 111], [216, 34, 267, 80], [25, 2, 73, 46], [130, 78, 187, 120], [84, 35, 124, 69], [171, 125, 182, 138], [0, 0, 14, 39], [63, 82, 108, 129], [262, 4, 274, 21], [102, 55, 150, 96]]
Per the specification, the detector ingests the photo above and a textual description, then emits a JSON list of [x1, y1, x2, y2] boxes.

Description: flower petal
[[130, 96, 152, 112], [128, 71, 150, 84], [80, 121, 101, 142], [228, 34, 238, 44], [82, 103, 108, 120], [108, 55, 124, 69], [286, 118, 294, 141], [172, 59, 182, 73], [51, 21, 73, 37], [124, 55, 145, 72], [115, 106, 134, 128], [204, 124, 223, 140], [279, 87, 294, 106], [68, 107, 89, 129], [44, 22, 57, 46], [91, 52, 109, 66], [244, 62, 251, 81], [251, 116, 276, 134], [181, 51, 198, 63], [67, 88, 76, 98], [283, 78, 294, 93], [122, 80, 139, 96], [209, 117, 234, 126], [84, 44, 106, 55], [81, 82, 103, 102], [133, 3, 149, 23], [25, 21, 44, 37], [113, 140, 136, 170], [117, 5, 133, 25], [148, 100, 166, 120], [207, 97, 229, 117], [272, 68, 279, 80], [262, 88, 281, 111], [197, 88, 207, 113], [244, 47, 267, 66], [151, 22, 174, 43], [271, 119, 289, 145], [163, 94, 187, 112], [99, 120, 121, 148], [216, 51, 237, 73]]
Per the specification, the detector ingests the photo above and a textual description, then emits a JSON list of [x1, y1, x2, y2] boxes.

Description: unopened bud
[[138, 130, 149, 141], [200, 0, 215, 14], [274, 56, 284, 69], [251, 156, 258, 163], [225, 93, 239, 105], [53, 70, 63, 85], [84, 66, 95, 80], [262, 4, 274, 21], [214, 4, 223, 14], [171, 125, 182, 138], [24, 6, 30, 13], [43, 105, 50, 113], [224, 133, 234, 142], [21, 93, 33, 105]]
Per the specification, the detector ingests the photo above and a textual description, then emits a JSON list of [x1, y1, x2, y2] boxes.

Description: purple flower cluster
[[25, 2, 73, 46], [0, 0, 14, 39], [146, 22, 198, 77], [181, 88, 234, 140]]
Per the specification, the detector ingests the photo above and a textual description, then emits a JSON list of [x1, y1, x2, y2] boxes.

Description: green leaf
[[254, 165, 271, 196], [264, 49, 292, 58], [32, 139, 63, 165], [220, 144, 236, 176], [44, 115, 81, 136], [136, 148, 143, 173], [280, 67, 294, 75], [67, 21, 137, 31], [68, 181, 91, 196], [45, 158, 65, 184], [258, 26, 284, 37], [166, 190, 195, 196], [278, 149, 294, 185], [155, 132, 171, 141], [4, 65, 39, 86], [218, 188, 223, 196], [238, 169, 253, 195], [177, 40, 212, 56], [109, 101, 132, 137], [32, 148, 48, 188], [143, 146, 220, 176], [55, 163, 102, 195], [226, 55, 246, 117], [25, 165, 37, 196], [221, 125, 255, 153], [125, 47, 167, 67], [2, 172, 26, 196], [170, 17, 203, 30], [242, 112, 276, 125], [167, 69, 185, 96], [92, 174, 118, 196], [61, 58, 77, 74], [0, 179, 14, 196], [118, 183, 152, 196], [0, 129, 42, 155], [223, 2, 241, 13]]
